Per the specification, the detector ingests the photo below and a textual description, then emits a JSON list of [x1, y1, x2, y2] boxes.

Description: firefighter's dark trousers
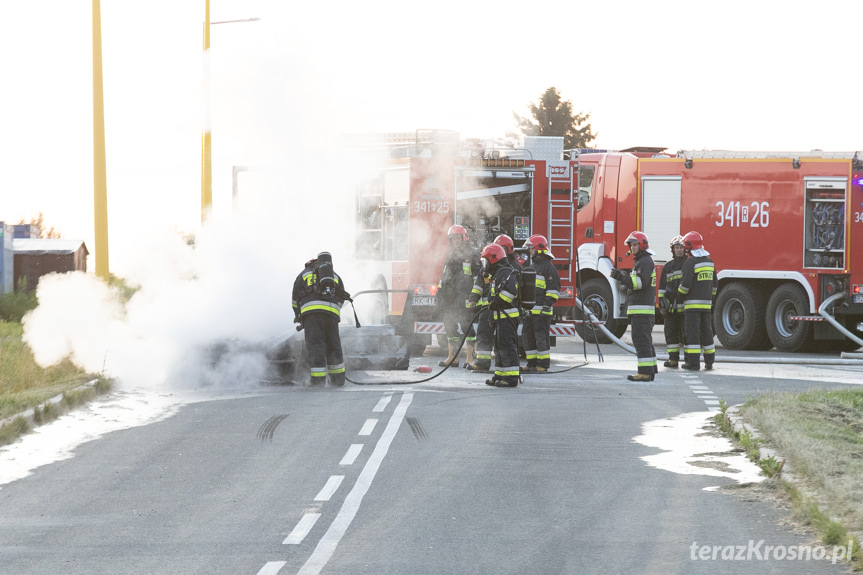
[[663, 311, 685, 361], [303, 313, 345, 386], [474, 306, 493, 370], [629, 314, 657, 375], [683, 309, 715, 368], [493, 316, 520, 385], [523, 312, 552, 369], [443, 300, 476, 345]]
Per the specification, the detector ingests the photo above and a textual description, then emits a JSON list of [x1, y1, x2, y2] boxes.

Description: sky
[[1, 0, 860, 273], [1, 0, 861, 384]]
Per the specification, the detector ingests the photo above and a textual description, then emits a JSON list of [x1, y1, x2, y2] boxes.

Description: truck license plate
[[854, 294, 863, 304], [412, 296, 436, 306]]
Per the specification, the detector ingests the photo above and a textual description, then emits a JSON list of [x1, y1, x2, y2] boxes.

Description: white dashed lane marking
[[258, 390, 411, 575], [358, 419, 378, 436], [681, 373, 720, 412], [257, 561, 287, 575], [314, 475, 344, 501], [283, 513, 321, 545], [372, 393, 393, 413], [339, 444, 363, 466]]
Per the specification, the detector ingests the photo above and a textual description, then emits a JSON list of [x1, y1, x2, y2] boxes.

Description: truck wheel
[[714, 282, 770, 350], [766, 283, 813, 352], [574, 278, 627, 344]]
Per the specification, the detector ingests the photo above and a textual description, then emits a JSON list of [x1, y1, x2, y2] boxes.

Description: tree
[[511, 87, 597, 150], [16, 212, 61, 238]]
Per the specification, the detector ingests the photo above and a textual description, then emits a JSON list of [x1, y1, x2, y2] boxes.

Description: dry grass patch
[[741, 388, 863, 569]]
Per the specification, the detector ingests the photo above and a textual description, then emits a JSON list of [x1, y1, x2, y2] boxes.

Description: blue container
[[0, 222, 13, 295]]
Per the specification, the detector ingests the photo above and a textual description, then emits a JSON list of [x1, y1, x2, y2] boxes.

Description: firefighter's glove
[[659, 297, 670, 313], [293, 314, 301, 324], [466, 300, 476, 309], [611, 269, 629, 284]]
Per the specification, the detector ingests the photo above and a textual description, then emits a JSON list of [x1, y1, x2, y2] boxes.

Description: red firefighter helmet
[[624, 231, 649, 250], [481, 243, 506, 267], [447, 224, 469, 241], [524, 234, 554, 258], [683, 231, 704, 252], [493, 234, 515, 255]]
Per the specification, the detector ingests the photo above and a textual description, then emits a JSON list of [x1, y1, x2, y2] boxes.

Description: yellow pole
[[201, 0, 212, 223], [92, 0, 109, 280]]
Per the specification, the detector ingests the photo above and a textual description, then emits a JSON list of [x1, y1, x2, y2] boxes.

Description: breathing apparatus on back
[[315, 252, 336, 298]]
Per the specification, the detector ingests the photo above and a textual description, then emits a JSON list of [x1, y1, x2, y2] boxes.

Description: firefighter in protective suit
[[292, 253, 347, 387], [678, 231, 718, 370], [467, 234, 521, 372], [659, 235, 687, 368], [522, 234, 560, 373], [482, 244, 521, 388], [437, 225, 482, 367], [611, 231, 658, 381]]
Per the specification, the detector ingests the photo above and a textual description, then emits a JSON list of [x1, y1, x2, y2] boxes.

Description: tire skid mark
[[257, 414, 288, 442], [406, 416, 428, 441]]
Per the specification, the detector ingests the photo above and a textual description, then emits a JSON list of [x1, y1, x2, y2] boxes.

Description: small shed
[[12, 238, 89, 292]]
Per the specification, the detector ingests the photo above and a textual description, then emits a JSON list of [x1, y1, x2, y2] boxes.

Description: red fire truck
[[361, 131, 863, 353]]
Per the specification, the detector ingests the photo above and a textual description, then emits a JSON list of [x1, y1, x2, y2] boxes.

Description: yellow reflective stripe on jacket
[[300, 300, 342, 316]]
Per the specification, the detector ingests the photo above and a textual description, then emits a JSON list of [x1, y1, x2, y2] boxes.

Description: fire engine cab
[[358, 131, 863, 353]]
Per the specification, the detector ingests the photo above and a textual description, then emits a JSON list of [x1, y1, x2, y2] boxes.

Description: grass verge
[[0, 320, 112, 446], [716, 390, 863, 571]]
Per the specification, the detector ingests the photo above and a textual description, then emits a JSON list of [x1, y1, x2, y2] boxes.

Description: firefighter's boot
[[627, 373, 655, 382], [438, 343, 459, 367], [463, 342, 476, 370], [663, 358, 679, 368]]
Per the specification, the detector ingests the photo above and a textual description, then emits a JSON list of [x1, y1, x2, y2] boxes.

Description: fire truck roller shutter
[[574, 277, 628, 343], [641, 176, 681, 263], [713, 281, 771, 351], [765, 283, 814, 353]]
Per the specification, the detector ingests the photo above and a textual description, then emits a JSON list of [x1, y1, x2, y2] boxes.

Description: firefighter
[[678, 231, 718, 370], [437, 224, 482, 367], [465, 234, 519, 372], [659, 235, 687, 368], [522, 234, 560, 373], [292, 252, 347, 387], [482, 243, 521, 388], [611, 231, 658, 381]]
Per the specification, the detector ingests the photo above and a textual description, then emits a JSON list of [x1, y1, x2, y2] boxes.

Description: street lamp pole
[[92, 0, 109, 280], [201, 0, 212, 224], [201, 4, 259, 224]]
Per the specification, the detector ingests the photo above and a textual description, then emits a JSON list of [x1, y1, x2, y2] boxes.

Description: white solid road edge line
[[283, 513, 322, 545], [297, 391, 415, 575]]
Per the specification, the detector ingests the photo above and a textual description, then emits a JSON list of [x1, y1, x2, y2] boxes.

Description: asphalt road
[[0, 334, 861, 575]]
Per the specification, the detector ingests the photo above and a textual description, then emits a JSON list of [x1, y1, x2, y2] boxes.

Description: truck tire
[[714, 282, 771, 350], [766, 283, 813, 352], [574, 278, 627, 344]]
